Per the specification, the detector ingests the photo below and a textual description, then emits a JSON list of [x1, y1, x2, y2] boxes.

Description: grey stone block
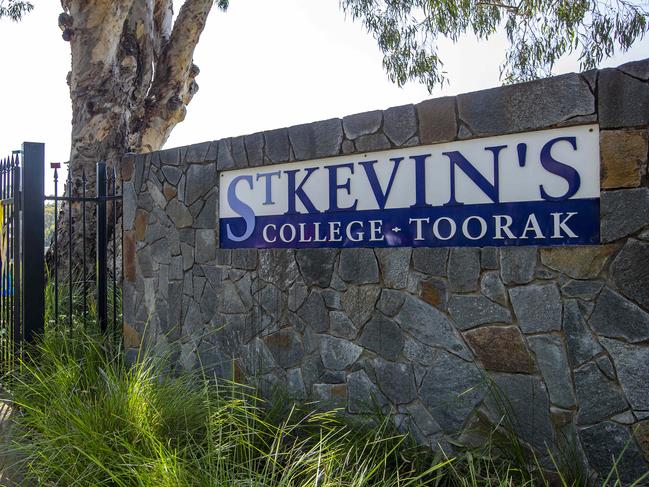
[[375, 248, 410, 289], [347, 369, 388, 413], [610, 239, 649, 310], [500, 247, 537, 285], [342, 110, 382, 139], [258, 249, 299, 290], [231, 249, 258, 270], [396, 295, 470, 358], [485, 374, 555, 453], [184, 163, 216, 206], [216, 139, 235, 170], [560, 280, 604, 300], [264, 128, 290, 163], [338, 249, 379, 284], [161, 165, 182, 185], [600, 338, 649, 411], [296, 248, 337, 287], [286, 368, 307, 400], [383, 104, 417, 146], [600, 188, 649, 242], [580, 422, 649, 483], [329, 311, 357, 339], [618, 58, 649, 81], [240, 133, 263, 169], [313, 383, 347, 408], [448, 294, 512, 330], [420, 351, 486, 432], [165, 199, 194, 228], [373, 358, 417, 404], [358, 313, 404, 361], [563, 299, 603, 368], [599, 67, 649, 128], [458, 73, 594, 135], [320, 336, 362, 371], [412, 247, 448, 276], [289, 118, 343, 160], [376, 289, 406, 317], [341, 285, 381, 326], [184, 141, 211, 163], [527, 335, 576, 408], [589, 287, 649, 343], [297, 290, 329, 333], [195, 229, 216, 263], [159, 148, 180, 165], [448, 248, 480, 292], [230, 136, 248, 168], [574, 362, 628, 424], [355, 133, 391, 152], [481, 247, 499, 270], [480, 271, 507, 306], [509, 283, 562, 333]]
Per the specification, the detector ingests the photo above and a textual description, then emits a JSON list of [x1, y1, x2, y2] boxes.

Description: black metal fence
[[0, 142, 122, 378], [46, 160, 122, 339]]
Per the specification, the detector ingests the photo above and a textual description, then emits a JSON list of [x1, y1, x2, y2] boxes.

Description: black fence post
[[22, 142, 45, 342], [96, 162, 108, 333]]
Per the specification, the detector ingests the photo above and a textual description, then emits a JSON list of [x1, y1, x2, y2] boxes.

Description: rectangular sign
[[219, 125, 600, 249]]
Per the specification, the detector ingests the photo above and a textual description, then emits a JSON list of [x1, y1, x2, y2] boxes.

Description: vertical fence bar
[[13, 156, 21, 362], [111, 168, 117, 344], [82, 169, 87, 326], [96, 162, 108, 334], [52, 164, 60, 326], [67, 170, 72, 329], [22, 142, 45, 343]]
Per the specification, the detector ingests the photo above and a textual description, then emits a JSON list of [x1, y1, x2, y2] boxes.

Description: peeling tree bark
[[49, 0, 215, 276]]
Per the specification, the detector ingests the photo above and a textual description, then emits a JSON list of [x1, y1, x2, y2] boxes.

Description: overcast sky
[[1, 0, 648, 177]]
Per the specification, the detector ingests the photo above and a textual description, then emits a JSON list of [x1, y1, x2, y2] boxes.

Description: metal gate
[[0, 142, 122, 376]]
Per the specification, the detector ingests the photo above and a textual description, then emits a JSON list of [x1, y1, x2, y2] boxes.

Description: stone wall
[[122, 59, 649, 482]]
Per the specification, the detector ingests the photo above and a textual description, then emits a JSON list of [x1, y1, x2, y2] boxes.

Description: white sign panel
[[219, 125, 600, 248]]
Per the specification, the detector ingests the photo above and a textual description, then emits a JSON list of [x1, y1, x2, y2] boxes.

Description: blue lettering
[[326, 163, 357, 212], [284, 167, 320, 215], [443, 145, 505, 206], [409, 154, 432, 208], [359, 158, 402, 210], [226, 175, 256, 242], [539, 137, 581, 201], [256, 171, 281, 205]]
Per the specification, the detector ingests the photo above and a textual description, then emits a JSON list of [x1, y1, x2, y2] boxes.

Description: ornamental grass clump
[[7, 329, 448, 486]]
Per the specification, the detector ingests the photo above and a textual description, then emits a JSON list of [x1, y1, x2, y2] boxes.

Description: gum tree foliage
[[340, 0, 648, 89], [0, 0, 32, 20], [2, 0, 647, 269]]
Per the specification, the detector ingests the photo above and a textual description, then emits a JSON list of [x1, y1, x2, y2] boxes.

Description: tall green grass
[[4, 280, 646, 486], [9, 329, 451, 486]]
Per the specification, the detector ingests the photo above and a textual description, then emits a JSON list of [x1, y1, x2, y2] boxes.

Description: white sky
[[1, 0, 648, 185]]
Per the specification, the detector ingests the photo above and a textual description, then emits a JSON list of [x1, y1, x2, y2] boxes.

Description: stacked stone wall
[[123, 59, 649, 482]]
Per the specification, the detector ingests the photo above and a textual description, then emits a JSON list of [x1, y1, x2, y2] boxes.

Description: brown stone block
[[463, 325, 537, 373], [123, 230, 136, 282], [121, 153, 136, 181], [123, 323, 141, 348], [634, 420, 649, 461], [600, 129, 648, 189], [540, 244, 619, 279], [163, 182, 177, 201], [416, 96, 457, 144], [134, 210, 148, 242]]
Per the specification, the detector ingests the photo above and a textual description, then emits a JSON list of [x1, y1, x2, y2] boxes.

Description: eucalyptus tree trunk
[[48, 0, 215, 277]]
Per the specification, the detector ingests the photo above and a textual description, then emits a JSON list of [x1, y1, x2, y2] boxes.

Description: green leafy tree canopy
[[340, 0, 647, 90], [0, 0, 32, 21]]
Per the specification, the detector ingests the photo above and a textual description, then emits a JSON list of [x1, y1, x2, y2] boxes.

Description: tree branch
[[137, 0, 214, 152]]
